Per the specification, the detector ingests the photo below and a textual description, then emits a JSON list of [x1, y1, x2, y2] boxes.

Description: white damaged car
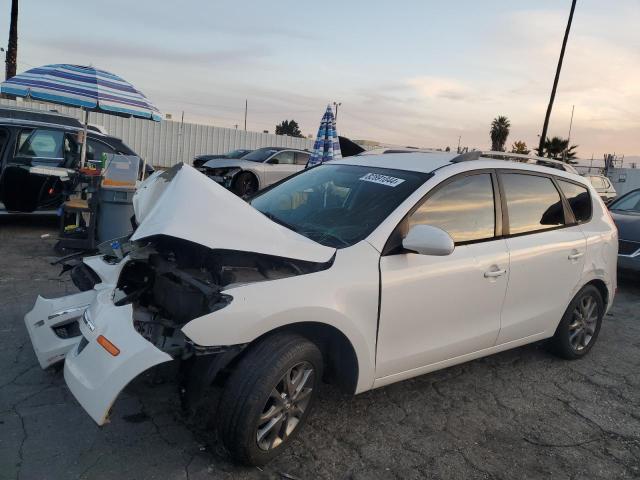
[[25, 152, 617, 465]]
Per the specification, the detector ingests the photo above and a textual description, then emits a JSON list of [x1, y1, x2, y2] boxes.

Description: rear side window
[[87, 138, 117, 161], [408, 173, 496, 243], [557, 180, 592, 223], [17, 129, 64, 158], [502, 173, 565, 235], [271, 151, 295, 165], [295, 152, 309, 165], [589, 176, 605, 189]]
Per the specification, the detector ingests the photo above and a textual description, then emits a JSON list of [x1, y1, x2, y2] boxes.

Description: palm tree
[[5, 0, 18, 80], [542, 136, 578, 162], [511, 140, 530, 154], [490, 116, 511, 151]]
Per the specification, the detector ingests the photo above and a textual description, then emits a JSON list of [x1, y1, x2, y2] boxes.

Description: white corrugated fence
[[1, 98, 314, 168]]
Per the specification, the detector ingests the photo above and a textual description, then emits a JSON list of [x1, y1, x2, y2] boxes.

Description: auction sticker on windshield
[[360, 173, 405, 187]]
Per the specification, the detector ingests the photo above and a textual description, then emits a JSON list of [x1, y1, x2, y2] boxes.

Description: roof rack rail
[[449, 150, 577, 173], [450, 151, 482, 162], [479, 151, 568, 167]]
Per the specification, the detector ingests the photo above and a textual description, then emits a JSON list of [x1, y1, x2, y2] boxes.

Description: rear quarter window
[[501, 173, 565, 235], [557, 180, 592, 223]]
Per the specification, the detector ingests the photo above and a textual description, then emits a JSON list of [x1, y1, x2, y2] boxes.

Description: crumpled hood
[[202, 158, 260, 170], [611, 211, 640, 242], [131, 163, 335, 263]]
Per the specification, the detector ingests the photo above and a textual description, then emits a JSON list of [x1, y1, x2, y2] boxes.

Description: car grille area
[[619, 240, 640, 256]]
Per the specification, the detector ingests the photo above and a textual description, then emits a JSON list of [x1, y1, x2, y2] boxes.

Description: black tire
[[233, 172, 258, 197], [548, 285, 604, 360], [217, 333, 323, 466]]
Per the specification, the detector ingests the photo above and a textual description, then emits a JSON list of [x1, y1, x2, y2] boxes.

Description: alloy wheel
[[568, 294, 599, 351], [256, 361, 315, 451]]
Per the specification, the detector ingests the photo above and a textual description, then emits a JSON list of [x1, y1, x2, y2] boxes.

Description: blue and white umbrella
[[1, 64, 161, 121], [308, 104, 342, 167], [1, 64, 161, 167]]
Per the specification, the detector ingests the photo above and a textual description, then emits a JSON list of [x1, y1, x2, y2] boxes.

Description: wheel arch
[[583, 278, 609, 307], [233, 168, 260, 190], [235, 322, 360, 395]]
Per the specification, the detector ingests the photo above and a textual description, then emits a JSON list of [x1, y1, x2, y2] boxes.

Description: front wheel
[[233, 172, 258, 197], [548, 285, 604, 360], [217, 333, 323, 465]]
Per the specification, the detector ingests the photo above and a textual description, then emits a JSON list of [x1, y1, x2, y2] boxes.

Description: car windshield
[[225, 149, 250, 159], [250, 164, 430, 248], [243, 148, 280, 163], [609, 190, 640, 213]]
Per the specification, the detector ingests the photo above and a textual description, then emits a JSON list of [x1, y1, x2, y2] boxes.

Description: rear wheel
[[217, 333, 322, 466], [548, 285, 604, 359], [233, 172, 258, 197]]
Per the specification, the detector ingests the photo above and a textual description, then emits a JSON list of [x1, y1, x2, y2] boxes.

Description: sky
[[1, 0, 639, 161]]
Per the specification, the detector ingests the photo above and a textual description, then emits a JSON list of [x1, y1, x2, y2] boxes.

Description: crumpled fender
[[63, 289, 172, 425]]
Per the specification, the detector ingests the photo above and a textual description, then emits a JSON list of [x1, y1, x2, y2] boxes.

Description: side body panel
[[497, 226, 587, 344], [575, 193, 618, 311], [182, 241, 380, 393], [376, 240, 509, 378]]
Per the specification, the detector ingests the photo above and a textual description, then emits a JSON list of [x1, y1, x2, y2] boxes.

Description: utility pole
[[538, 0, 577, 156], [5, 0, 18, 80], [457, 136, 461, 153], [244, 99, 247, 131], [333, 101, 341, 121], [563, 104, 575, 162]]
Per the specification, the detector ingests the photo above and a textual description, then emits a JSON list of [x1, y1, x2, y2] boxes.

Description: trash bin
[[96, 154, 140, 243], [97, 187, 135, 242]]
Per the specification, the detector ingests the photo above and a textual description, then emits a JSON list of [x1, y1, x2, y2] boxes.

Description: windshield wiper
[[300, 230, 350, 247], [261, 212, 299, 232]]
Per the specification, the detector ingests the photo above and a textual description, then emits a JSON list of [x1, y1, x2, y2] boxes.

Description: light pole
[[333, 102, 341, 120], [538, 0, 577, 156]]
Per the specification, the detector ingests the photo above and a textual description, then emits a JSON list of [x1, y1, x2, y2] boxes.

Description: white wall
[[1, 98, 314, 168]]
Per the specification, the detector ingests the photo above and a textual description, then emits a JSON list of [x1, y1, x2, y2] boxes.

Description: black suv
[[0, 106, 145, 212]]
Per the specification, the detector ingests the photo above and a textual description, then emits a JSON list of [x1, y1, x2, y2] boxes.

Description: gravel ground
[[1, 215, 639, 480]]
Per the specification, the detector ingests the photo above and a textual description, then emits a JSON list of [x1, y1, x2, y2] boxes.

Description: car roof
[[253, 147, 308, 153], [0, 106, 114, 139], [334, 151, 587, 182]]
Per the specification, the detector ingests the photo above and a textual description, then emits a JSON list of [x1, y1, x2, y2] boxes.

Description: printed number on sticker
[[359, 173, 405, 187]]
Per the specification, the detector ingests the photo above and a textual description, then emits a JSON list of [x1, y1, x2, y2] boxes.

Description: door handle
[[568, 251, 584, 260], [484, 268, 507, 278]]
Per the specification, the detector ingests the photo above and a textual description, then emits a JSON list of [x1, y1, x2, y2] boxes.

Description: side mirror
[[402, 224, 454, 256], [269, 157, 280, 165]]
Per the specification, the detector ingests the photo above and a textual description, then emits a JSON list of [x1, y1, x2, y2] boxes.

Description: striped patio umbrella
[[0, 64, 161, 120], [307, 104, 342, 167], [1, 64, 161, 167]]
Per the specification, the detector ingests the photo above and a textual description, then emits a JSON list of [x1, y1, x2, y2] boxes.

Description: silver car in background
[[201, 147, 310, 196]]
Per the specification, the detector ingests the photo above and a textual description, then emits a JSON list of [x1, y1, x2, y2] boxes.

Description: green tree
[[540, 136, 578, 162], [511, 140, 530, 154], [275, 119, 303, 137], [490, 116, 511, 152]]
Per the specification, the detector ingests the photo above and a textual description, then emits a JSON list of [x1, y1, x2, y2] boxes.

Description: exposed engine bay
[[110, 235, 333, 357]]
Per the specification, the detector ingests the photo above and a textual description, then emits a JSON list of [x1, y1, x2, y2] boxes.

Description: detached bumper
[[63, 290, 172, 425], [24, 290, 96, 369]]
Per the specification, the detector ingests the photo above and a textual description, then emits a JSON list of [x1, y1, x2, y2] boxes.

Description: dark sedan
[[609, 188, 640, 273], [192, 149, 253, 169]]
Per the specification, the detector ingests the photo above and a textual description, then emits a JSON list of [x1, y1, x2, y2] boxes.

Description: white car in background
[[200, 147, 310, 196], [25, 152, 617, 466], [584, 174, 617, 203]]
